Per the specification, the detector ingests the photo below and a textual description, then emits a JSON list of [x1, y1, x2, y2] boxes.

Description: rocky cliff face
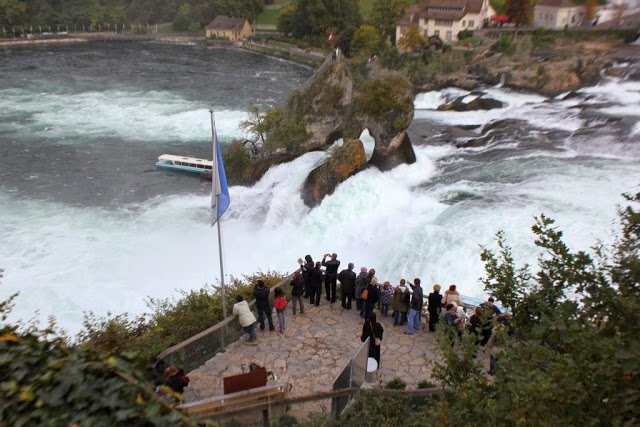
[[289, 61, 354, 152]]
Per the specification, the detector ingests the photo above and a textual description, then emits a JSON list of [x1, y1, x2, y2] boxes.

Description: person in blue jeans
[[232, 295, 257, 343], [405, 278, 424, 335]]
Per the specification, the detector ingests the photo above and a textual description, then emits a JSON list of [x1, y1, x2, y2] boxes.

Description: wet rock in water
[[369, 131, 416, 171], [437, 94, 504, 112], [301, 138, 368, 208]]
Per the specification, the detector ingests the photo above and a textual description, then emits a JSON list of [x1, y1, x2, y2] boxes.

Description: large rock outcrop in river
[[274, 59, 416, 207]]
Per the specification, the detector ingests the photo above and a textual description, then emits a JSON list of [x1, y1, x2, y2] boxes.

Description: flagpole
[[210, 109, 228, 321]]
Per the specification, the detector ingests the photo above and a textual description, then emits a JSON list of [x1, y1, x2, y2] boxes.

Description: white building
[[396, 0, 496, 46], [534, 0, 584, 29]]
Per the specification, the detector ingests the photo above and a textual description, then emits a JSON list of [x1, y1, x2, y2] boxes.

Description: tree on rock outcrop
[[350, 25, 382, 62], [350, 72, 416, 171]]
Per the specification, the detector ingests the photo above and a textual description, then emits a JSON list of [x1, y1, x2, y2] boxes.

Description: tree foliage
[[349, 24, 381, 61], [427, 191, 640, 425], [0, 0, 263, 31], [290, 0, 361, 44], [0, 294, 200, 424], [505, 0, 534, 38], [276, 5, 294, 37], [397, 25, 428, 53], [368, 0, 409, 44]]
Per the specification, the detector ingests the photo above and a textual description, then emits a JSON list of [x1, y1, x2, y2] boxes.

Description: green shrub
[[0, 293, 196, 425], [532, 28, 556, 48], [491, 34, 513, 52], [458, 29, 474, 40], [75, 271, 288, 362], [384, 377, 407, 389]]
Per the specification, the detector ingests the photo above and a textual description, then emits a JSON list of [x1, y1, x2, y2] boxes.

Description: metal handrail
[[157, 271, 298, 364]]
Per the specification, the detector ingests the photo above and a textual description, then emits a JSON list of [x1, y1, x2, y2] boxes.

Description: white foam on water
[[2, 138, 638, 335], [0, 87, 249, 143]]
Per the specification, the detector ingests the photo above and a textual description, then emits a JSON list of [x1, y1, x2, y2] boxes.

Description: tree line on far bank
[[0, 0, 264, 33]]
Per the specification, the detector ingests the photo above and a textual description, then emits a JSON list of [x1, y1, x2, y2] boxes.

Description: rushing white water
[[0, 44, 639, 336]]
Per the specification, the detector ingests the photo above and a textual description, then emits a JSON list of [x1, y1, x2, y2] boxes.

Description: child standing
[[381, 281, 393, 317], [274, 288, 287, 333]]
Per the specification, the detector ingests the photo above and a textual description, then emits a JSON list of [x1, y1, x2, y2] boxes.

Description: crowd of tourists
[[232, 253, 513, 373]]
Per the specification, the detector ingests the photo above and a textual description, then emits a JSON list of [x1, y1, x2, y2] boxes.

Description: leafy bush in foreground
[[0, 293, 201, 425]]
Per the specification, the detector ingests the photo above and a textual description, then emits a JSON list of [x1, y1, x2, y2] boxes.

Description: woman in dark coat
[[361, 312, 384, 367], [427, 284, 443, 332]]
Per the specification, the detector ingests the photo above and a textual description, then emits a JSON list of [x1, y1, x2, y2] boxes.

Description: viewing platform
[[173, 293, 493, 421]]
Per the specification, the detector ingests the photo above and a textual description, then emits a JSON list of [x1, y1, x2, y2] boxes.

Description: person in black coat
[[363, 270, 379, 320], [253, 279, 274, 331], [322, 253, 340, 303], [164, 365, 190, 394], [361, 312, 384, 367], [290, 271, 305, 315], [337, 262, 356, 309], [427, 284, 443, 332], [301, 254, 314, 298], [308, 261, 324, 307]]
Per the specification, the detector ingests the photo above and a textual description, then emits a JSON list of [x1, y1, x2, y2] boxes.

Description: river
[[0, 41, 638, 334]]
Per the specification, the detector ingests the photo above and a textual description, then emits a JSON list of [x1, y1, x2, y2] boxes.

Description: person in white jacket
[[233, 295, 257, 343]]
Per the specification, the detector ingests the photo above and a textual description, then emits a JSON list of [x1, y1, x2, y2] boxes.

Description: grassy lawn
[[490, 0, 506, 15], [256, 8, 283, 25]]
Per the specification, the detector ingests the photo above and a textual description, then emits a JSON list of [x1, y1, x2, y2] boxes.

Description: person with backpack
[[392, 279, 410, 326], [289, 271, 305, 315], [405, 278, 424, 335], [274, 287, 287, 333]]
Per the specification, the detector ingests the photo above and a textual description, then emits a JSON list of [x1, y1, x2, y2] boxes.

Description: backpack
[[361, 287, 369, 301], [275, 296, 287, 310]]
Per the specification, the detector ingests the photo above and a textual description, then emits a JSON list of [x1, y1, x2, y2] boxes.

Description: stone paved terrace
[[183, 300, 492, 412]]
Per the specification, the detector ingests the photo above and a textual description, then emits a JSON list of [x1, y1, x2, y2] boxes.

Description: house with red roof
[[395, 0, 496, 47], [205, 16, 252, 40], [534, 0, 584, 29]]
